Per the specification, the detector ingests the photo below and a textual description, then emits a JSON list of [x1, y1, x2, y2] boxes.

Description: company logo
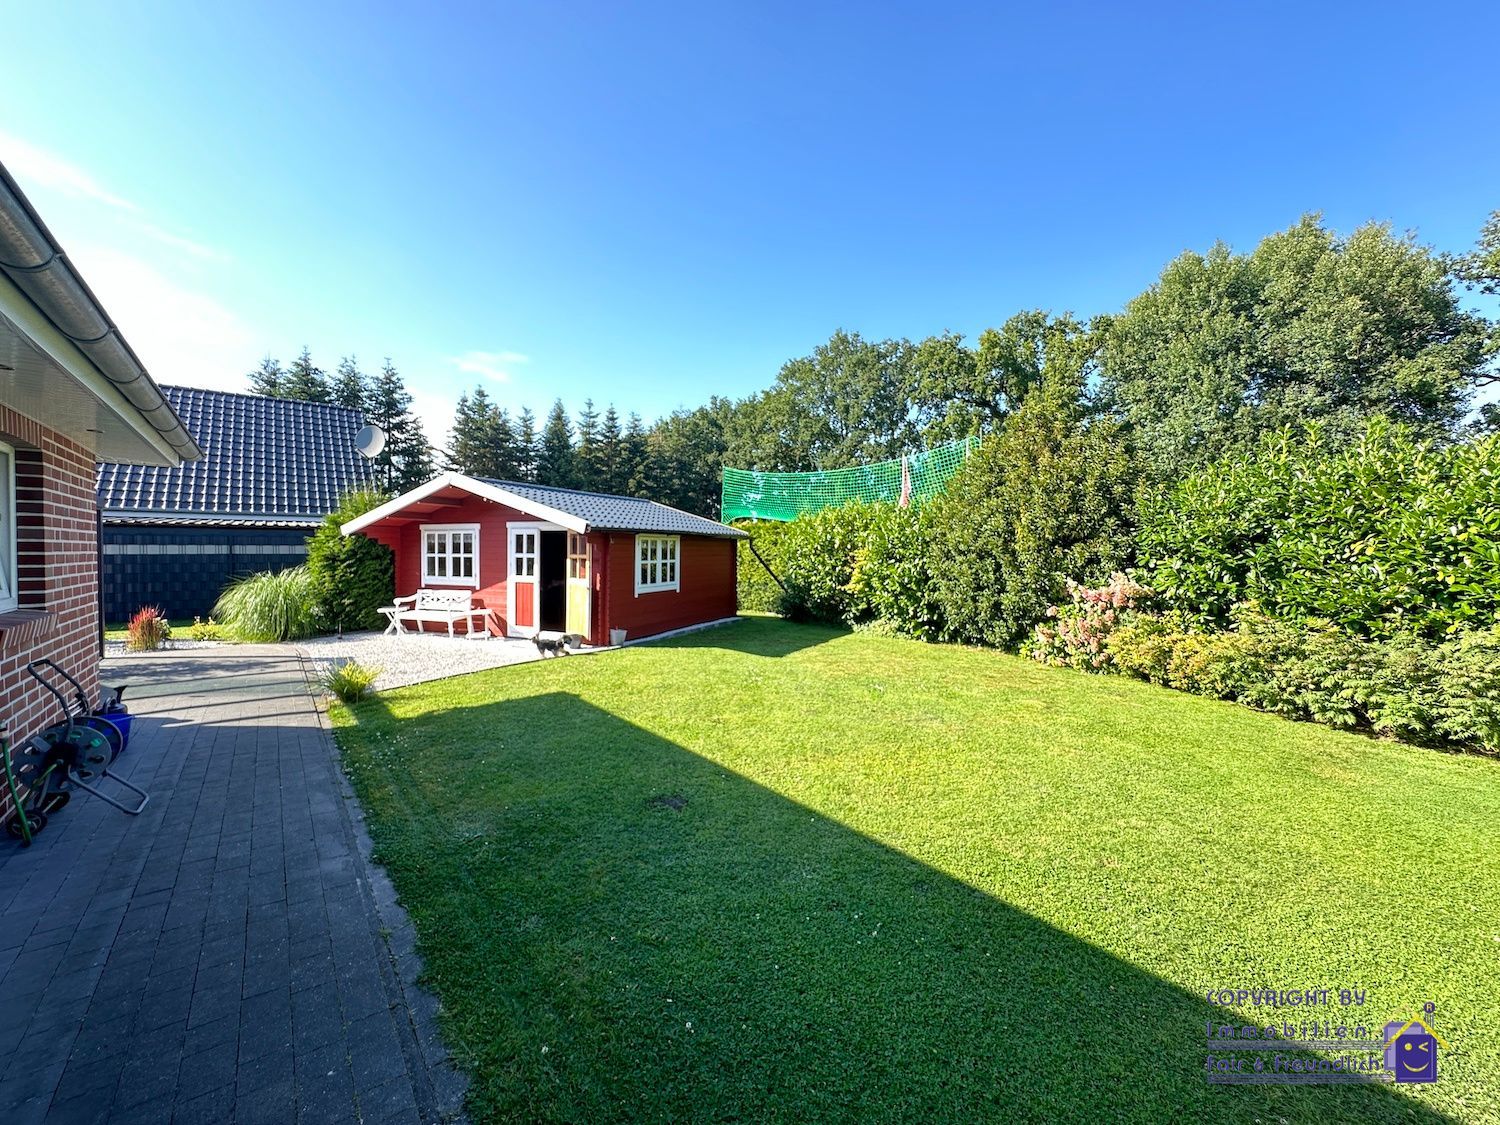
[[1383, 1012, 1447, 1084]]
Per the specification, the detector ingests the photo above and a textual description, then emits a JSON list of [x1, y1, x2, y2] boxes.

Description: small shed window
[[422, 524, 479, 587], [635, 534, 679, 594], [568, 532, 588, 579]]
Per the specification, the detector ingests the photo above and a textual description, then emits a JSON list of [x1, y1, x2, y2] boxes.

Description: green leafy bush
[[926, 391, 1137, 648], [845, 504, 941, 641], [1102, 606, 1500, 754], [319, 659, 381, 704], [771, 504, 872, 623], [215, 565, 320, 642], [308, 489, 395, 633], [187, 616, 226, 642], [736, 504, 938, 637], [1137, 420, 1500, 639], [736, 522, 787, 614], [125, 606, 171, 652]]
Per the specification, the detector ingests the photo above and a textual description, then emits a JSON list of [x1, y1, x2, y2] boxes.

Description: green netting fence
[[721, 437, 978, 522]]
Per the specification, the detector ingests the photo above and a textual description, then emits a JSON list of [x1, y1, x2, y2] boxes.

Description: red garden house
[[342, 473, 746, 645]]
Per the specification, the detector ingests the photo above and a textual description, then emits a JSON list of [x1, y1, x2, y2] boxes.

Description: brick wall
[[0, 401, 102, 823]]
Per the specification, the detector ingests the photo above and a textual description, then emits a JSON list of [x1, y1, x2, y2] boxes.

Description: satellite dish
[[355, 424, 387, 459]]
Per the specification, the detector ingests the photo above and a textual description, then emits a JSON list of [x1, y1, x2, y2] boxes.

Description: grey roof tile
[[97, 387, 373, 521], [475, 478, 747, 538]]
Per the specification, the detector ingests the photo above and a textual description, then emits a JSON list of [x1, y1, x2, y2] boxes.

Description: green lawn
[[330, 618, 1499, 1123]]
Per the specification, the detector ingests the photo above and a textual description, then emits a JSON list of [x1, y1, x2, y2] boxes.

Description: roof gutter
[[0, 161, 202, 462]]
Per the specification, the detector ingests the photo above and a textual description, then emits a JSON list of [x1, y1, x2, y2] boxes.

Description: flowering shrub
[[125, 606, 171, 652], [1024, 573, 1149, 670]]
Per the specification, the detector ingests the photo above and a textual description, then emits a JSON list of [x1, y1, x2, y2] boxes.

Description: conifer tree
[[331, 356, 367, 411], [282, 347, 331, 403], [623, 413, 651, 495], [537, 400, 574, 486], [598, 404, 624, 492], [367, 359, 432, 490], [248, 356, 283, 397], [514, 406, 539, 481], [446, 390, 480, 472], [574, 398, 600, 490]]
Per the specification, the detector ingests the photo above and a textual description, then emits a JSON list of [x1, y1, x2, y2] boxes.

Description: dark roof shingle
[[97, 386, 374, 521], [476, 478, 746, 538]]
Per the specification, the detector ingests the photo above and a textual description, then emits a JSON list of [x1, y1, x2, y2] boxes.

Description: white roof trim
[[341, 472, 589, 536]]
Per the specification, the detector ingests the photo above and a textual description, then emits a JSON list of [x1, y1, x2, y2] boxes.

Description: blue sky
[[3, 1, 1497, 442]]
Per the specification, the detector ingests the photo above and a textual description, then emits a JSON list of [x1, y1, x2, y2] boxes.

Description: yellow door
[[566, 533, 591, 639]]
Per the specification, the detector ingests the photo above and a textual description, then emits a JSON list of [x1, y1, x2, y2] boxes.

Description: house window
[[422, 524, 479, 587], [0, 442, 14, 612], [567, 532, 588, 580], [635, 534, 679, 594]]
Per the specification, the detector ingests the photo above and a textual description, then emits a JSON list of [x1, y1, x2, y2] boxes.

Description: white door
[[509, 528, 540, 636]]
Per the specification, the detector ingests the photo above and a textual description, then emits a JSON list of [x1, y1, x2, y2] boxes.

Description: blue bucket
[[101, 706, 133, 751]]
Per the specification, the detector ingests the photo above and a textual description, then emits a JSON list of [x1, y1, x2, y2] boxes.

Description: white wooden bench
[[390, 589, 491, 639]]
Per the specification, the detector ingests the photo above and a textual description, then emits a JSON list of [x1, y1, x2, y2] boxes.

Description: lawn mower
[[2, 661, 146, 845]]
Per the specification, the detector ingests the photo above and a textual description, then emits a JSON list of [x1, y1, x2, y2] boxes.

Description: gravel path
[[298, 630, 573, 690], [103, 639, 228, 657]]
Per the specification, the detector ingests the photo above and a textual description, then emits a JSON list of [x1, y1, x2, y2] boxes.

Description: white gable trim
[[341, 472, 589, 536]]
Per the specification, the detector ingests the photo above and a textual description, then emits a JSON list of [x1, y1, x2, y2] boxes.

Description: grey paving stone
[[234, 1078, 295, 1125], [110, 1052, 179, 1112], [134, 983, 193, 1032], [104, 1098, 172, 1125], [175, 1039, 238, 1102], [0, 649, 460, 1124], [171, 1082, 236, 1125], [359, 1073, 422, 1122]]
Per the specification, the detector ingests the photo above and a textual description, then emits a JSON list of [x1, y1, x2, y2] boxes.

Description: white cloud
[[0, 129, 137, 211], [452, 349, 529, 383], [0, 131, 250, 388], [0, 130, 226, 262], [65, 241, 257, 391], [133, 221, 228, 262], [407, 386, 456, 453]]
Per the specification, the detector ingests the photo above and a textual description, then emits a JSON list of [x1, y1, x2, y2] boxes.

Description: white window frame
[[0, 441, 15, 613], [635, 534, 680, 595], [421, 523, 480, 587]]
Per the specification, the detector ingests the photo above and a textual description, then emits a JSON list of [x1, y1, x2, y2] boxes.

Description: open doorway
[[539, 530, 567, 632]]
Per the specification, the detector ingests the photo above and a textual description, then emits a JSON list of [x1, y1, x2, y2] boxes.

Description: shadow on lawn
[[344, 689, 1450, 1124]]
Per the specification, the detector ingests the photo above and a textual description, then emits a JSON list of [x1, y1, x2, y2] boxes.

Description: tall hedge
[[735, 503, 938, 638], [1136, 420, 1500, 639], [925, 392, 1137, 648], [307, 489, 395, 633]]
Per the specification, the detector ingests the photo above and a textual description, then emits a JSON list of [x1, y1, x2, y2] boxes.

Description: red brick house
[[342, 473, 745, 646], [0, 161, 199, 813]]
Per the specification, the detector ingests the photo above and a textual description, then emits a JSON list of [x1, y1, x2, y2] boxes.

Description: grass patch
[[103, 618, 195, 643], [331, 618, 1499, 1122]]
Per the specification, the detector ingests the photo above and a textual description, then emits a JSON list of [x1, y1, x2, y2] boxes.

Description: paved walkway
[[0, 647, 467, 1124]]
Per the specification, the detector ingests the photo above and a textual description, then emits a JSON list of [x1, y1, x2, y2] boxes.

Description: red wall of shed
[[361, 494, 529, 637], [357, 500, 738, 645], [602, 533, 737, 642]]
